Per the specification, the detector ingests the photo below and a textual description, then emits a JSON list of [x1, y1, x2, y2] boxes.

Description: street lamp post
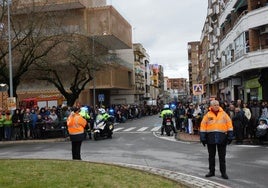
[[92, 36, 96, 109], [7, 0, 13, 98]]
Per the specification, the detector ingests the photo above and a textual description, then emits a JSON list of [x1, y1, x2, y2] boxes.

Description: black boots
[[221, 173, 229, 179], [205, 172, 229, 179], [205, 172, 215, 177]]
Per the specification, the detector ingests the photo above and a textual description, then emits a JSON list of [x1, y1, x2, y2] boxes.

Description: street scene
[[1, 0, 268, 187]]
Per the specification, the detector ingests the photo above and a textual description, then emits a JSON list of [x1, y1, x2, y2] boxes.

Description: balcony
[[14, 0, 107, 12], [219, 49, 268, 79], [87, 6, 132, 49], [220, 6, 268, 50]]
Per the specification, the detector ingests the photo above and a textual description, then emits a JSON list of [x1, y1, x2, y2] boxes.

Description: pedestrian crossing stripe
[[113, 126, 161, 132], [123, 127, 136, 132], [113, 128, 124, 132], [151, 127, 161, 131], [137, 127, 149, 132]]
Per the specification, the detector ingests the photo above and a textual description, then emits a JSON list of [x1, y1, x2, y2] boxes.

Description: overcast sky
[[107, 0, 208, 79]]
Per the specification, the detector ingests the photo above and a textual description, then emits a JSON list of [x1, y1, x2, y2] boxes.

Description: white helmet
[[98, 108, 106, 114], [164, 104, 169, 109]]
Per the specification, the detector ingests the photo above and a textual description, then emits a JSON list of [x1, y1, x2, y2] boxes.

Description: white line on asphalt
[[123, 127, 136, 131], [113, 128, 124, 132], [137, 127, 149, 132], [151, 127, 161, 132]]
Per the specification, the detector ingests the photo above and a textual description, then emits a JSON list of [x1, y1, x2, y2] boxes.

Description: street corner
[[153, 131, 179, 142]]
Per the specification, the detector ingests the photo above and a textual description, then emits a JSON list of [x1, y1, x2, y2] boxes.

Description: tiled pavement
[[177, 132, 200, 142]]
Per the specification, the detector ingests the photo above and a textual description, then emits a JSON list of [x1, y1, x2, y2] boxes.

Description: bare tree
[[0, 2, 64, 97], [33, 35, 110, 106]]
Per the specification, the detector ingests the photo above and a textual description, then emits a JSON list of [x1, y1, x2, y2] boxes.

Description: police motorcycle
[[93, 108, 114, 140], [160, 104, 176, 136], [163, 113, 174, 136]]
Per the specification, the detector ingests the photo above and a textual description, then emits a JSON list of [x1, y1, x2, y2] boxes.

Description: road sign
[[98, 94, 105, 102], [193, 84, 204, 96]]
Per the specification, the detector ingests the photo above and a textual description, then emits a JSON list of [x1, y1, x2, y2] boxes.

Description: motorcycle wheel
[[165, 126, 171, 136], [93, 132, 99, 141]]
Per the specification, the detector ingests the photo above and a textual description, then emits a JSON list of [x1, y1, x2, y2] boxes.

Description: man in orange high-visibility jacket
[[67, 106, 87, 160], [200, 100, 233, 180]]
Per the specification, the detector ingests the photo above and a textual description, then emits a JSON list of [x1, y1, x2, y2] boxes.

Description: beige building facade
[[5, 0, 134, 107]]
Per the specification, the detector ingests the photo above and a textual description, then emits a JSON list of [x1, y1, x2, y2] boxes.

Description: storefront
[[244, 77, 262, 102]]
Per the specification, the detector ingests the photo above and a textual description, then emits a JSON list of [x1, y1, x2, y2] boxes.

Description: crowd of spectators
[[0, 103, 160, 141], [1, 99, 267, 144], [173, 99, 268, 144]]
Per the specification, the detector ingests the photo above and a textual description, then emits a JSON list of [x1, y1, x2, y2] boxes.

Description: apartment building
[[199, 0, 268, 103], [218, 0, 268, 102], [188, 41, 201, 96], [200, 0, 221, 100], [109, 43, 152, 105], [150, 64, 163, 103], [2, 0, 133, 106], [167, 78, 187, 102]]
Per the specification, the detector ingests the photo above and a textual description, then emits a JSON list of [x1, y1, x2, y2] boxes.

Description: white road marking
[[123, 127, 136, 131], [137, 127, 149, 132], [151, 127, 161, 132], [113, 128, 124, 132]]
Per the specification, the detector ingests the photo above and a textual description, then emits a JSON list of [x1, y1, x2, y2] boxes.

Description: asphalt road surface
[[0, 115, 267, 188]]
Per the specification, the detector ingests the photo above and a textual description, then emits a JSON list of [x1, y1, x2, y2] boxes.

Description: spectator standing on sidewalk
[[260, 101, 268, 119], [12, 109, 23, 140], [3, 110, 13, 141], [186, 103, 194, 134], [200, 100, 233, 179], [242, 103, 251, 139], [193, 104, 202, 134], [0, 108, 5, 141], [249, 100, 261, 139], [67, 107, 87, 160], [232, 107, 248, 144], [173, 103, 185, 132]]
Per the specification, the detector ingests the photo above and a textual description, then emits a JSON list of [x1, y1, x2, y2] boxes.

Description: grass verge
[[0, 159, 186, 188]]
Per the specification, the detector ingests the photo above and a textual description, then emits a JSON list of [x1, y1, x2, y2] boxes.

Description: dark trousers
[[176, 118, 184, 131], [207, 143, 227, 174], [71, 141, 82, 160], [0, 126, 5, 140], [70, 133, 85, 160]]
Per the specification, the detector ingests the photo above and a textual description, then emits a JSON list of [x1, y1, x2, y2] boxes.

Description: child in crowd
[[256, 119, 268, 144]]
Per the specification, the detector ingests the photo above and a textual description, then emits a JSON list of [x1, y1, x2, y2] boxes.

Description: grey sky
[[107, 0, 208, 79]]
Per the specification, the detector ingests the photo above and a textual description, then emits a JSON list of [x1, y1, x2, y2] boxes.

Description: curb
[[112, 162, 231, 188]]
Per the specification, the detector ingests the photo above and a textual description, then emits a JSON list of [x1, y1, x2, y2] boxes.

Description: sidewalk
[[176, 132, 200, 142]]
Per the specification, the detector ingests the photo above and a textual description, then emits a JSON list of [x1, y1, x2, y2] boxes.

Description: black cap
[[72, 106, 80, 112]]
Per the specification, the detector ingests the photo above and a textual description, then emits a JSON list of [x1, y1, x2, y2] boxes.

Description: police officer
[[200, 100, 233, 179], [98, 108, 110, 122], [160, 104, 177, 136], [79, 106, 91, 139]]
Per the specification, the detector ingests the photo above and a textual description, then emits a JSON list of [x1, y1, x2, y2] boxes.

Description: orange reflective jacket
[[200, 107, 233, 133], [67, 112, 87, 135]]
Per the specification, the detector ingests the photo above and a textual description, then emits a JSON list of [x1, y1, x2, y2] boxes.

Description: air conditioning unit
[[260, 26, 268, 34]]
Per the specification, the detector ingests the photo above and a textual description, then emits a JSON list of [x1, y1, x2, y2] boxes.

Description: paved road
[[0, 115, 267, 188]]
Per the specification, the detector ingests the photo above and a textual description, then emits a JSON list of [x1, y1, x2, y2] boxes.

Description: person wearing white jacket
[[243, 103, 251, 139]]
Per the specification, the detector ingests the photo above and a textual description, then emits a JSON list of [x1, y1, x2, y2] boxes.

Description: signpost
[[193, 84, 204, 96], [98, 94, 104, 106]]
